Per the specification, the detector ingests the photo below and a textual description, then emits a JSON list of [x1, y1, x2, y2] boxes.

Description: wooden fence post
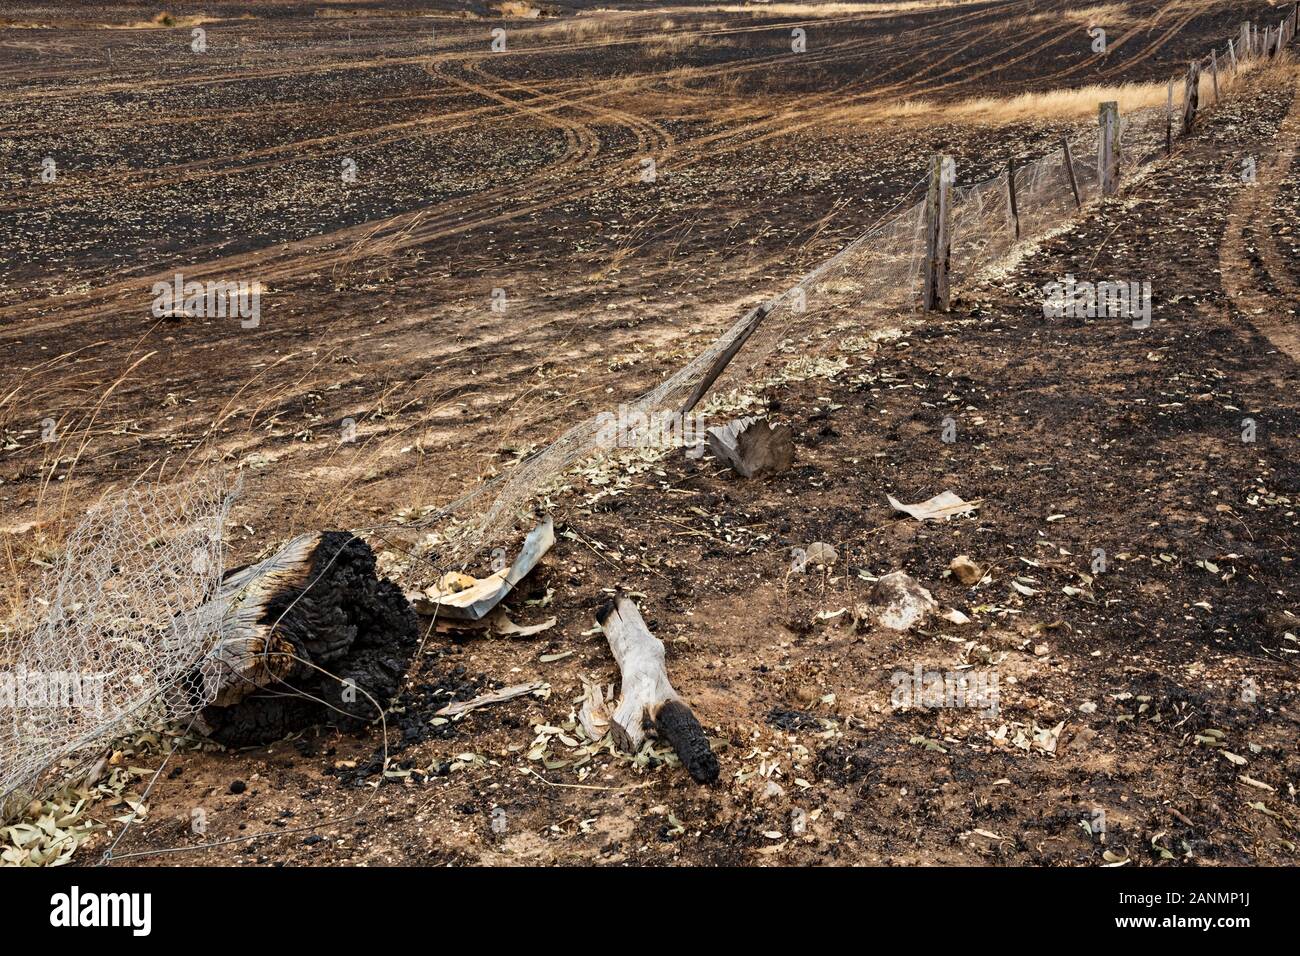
[[1228, 37, 1237, 72], [1099, 101, 1120, 195], [680, 302, 771, 414], [1182, 60, 1200, 135], [922, 154, 953, 313], [1061, 138, 1082, 209], [1210, 50, 1219, 103], [1241, 22, 1252, 59], [1005, 158, 1021, 241]]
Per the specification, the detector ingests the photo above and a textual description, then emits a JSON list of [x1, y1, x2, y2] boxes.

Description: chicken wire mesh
[[388, 91, 1210, 577], [0, 472, 236, 813], [401, 112, 1134, 566]]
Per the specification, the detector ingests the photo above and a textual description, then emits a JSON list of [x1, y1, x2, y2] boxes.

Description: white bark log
[[597, 597, 719, 783]]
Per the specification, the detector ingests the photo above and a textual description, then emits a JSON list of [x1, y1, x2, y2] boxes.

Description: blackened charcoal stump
[[193, 532, 419, 747]]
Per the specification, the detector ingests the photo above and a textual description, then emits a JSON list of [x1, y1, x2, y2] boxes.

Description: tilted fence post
[[1228, 37, 1237, 72], [922, 154, 953, 313], [1061, 138, 1082, 209]]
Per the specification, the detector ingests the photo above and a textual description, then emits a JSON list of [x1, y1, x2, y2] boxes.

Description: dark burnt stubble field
[[1, 1, 1298, 866]]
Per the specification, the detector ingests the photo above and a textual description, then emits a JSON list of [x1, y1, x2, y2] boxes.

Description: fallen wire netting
[[400, 105, 1170, 569], [0, 31, 1280, 817], [0, 472, 235, 817]]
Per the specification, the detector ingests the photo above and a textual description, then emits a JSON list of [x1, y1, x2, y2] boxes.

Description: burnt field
[[1, 0, 1298, 869]]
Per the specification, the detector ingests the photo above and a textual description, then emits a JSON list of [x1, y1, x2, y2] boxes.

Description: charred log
[[194, 532, 419, 747]]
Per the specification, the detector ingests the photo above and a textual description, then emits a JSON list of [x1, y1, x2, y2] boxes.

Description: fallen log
[[596, 596, 719, 784]]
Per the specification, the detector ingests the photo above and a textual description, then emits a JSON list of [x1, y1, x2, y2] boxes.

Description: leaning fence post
[[922, 154, 953, 313], [1005, 158, 1021, 241], [1182, 60, 1200, 135], [679, 302, 772, 414], [1061, 138, 1082, 209], [1099, 101, 1120, 195], [1228, 37, 1237, 71]]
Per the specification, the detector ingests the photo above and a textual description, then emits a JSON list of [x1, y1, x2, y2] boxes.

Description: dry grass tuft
[[1019, 3, 1130, 26], [844, 61, 1268, 126]]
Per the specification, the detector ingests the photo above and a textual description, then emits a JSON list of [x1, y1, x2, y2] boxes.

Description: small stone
[[1079, 701, 1097, 714], [229, 780, 247, 795], [806, 541, 838, 566], [1033, 644, 1050, 657], [865, 571, 938, 632], [950, 554, 982, 585]]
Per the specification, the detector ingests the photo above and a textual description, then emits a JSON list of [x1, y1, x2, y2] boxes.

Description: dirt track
[[1, 1, 1297, 865]]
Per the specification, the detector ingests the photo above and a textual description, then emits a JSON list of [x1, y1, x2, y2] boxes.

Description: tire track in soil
[[0, 4, 1042, 335], [0, 7, 949, 103], [0, 5, 1069, 509], [0, 1, 1012, 204], [1219, 78, 1300, 362], [0, 1, 1157, 342]]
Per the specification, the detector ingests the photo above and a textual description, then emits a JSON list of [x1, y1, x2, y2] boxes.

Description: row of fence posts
[[921, 6, 1297, 313]]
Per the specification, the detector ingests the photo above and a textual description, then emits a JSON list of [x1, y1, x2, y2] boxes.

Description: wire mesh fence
[[0, 471, 236, 815]]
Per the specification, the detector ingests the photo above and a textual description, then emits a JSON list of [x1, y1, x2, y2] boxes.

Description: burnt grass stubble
[[1, 2, 1296, 865], [98, 70, 1300, 868]]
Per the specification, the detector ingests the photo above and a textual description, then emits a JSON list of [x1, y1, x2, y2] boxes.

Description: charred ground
[[1, 1, 1297, 865]]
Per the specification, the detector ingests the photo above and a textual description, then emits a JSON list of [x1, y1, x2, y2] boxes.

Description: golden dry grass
[[490, 1, 545, 19], [638, 0, 1006, 18], [642, 32, 729, 57], [1019, 3, 1130, 26], [840, 60, 1268, 126], [112, 11, 257, 30]]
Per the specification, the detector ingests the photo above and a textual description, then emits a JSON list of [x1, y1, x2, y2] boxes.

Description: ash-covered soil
[[74, 65, 1300, 868], [1, 2, 1296, 865]]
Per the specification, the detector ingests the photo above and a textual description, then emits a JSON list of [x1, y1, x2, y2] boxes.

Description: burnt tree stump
[[189, 532, 419, 747]]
